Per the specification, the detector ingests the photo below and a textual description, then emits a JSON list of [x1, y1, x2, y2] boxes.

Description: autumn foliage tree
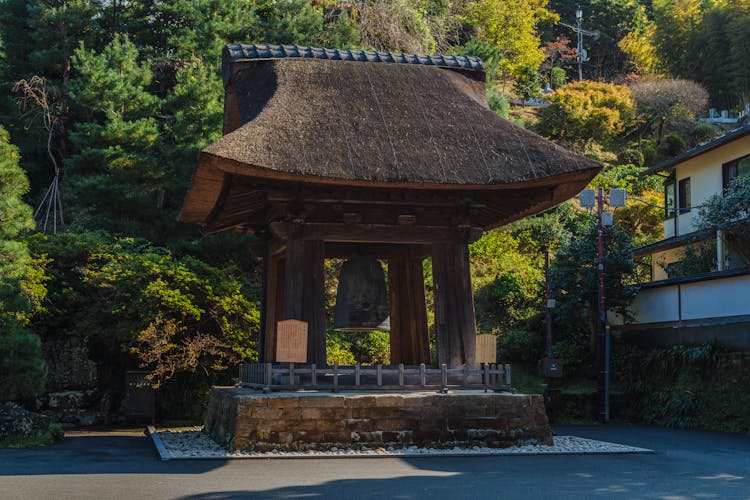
[[540, 81, 636, 152]]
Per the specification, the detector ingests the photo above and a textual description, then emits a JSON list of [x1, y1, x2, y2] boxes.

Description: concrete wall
[[624, 273, 750, 324]]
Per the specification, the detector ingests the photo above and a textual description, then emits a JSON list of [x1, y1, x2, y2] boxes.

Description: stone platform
[[205, 387, 553, 451]]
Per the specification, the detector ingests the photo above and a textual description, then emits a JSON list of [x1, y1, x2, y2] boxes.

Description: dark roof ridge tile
[[223, 43, 484, 72]]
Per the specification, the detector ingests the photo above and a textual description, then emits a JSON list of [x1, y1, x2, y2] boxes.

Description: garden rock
[[0, 402, 51, 439]]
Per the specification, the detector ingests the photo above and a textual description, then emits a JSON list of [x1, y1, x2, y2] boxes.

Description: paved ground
[[1, 425, 749, 499]]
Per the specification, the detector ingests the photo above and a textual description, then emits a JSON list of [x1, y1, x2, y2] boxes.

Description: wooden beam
[[270, 221, 482, 244], [324, 243, 431, 259], [432, 242, 477, 368]]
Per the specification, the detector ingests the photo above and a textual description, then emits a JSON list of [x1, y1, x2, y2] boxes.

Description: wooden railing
[[239, 362, 511, 392]]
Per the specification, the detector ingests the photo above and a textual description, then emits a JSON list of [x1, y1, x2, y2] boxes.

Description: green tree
[[652, 0, 750, 109], [150, 0, 259, 62], [697, 176, 750, 266], [512, 65, 542, 102], [551, 216, 638, 369], [26, 232, 260, 387], [161, 58, 224, 198], [66, 34, 162, 233], [0, 125, 45, 401]]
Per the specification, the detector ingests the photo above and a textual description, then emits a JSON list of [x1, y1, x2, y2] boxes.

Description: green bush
[[550, 66, 567, 89], [48, 423, 64, 441], [26, 232, 260, 389], [0, 321, 45, 402], [610, 342, 747, 431], [617, 148, 645, 167], [0, 125, 45, 402], [551, 338, 591, 375], [326, 334, 356, 365], [662, 132, 687, 156], [487, 90, 509, 118], [690, 122, 720, 144], [497, 328, 541, 363], [540, 81, 635, 151], [640, 139, 658, 165]]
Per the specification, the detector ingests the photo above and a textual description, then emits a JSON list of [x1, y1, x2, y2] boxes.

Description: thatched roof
[[180, 45, 600, 230]]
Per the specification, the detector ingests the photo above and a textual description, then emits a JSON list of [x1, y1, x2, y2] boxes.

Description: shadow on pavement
[[0, 434, 226, 476]]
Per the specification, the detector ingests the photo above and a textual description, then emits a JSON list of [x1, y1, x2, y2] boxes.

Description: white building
[[616, 124, 750, 348]]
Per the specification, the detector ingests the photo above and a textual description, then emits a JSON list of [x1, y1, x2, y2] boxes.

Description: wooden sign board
[[476, 334, 497, 364], [276, 320, 308, 363]]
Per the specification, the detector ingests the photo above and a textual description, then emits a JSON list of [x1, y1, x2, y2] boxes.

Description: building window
[[723, 154, 750, 188], [664, 178, 675, 219], [678, 177, 691, 213]]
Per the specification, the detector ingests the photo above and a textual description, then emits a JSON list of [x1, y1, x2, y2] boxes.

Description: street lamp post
[[580, 187, 626, 423], [576, 7, 584, 82]]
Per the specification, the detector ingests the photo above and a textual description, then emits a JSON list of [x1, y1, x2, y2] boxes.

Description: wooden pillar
[[282, 224, 326, 365], [262, 252, 285, 363], [388, 247, 430, 365], [432, 241, 477, 368]]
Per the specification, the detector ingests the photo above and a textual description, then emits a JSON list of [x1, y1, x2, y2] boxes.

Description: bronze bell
[[334, 257, 390, 332]]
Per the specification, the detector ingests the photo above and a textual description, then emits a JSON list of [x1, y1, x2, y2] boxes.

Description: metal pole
[[545, 250, 553, 358], [597, 187, 609, 423]]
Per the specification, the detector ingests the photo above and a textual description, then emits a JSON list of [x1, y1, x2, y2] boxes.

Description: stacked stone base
[[205, 388, 553, 451]]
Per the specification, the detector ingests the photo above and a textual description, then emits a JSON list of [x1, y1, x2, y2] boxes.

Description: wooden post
[[432, 241, 477, 368], [263, 253, 285, 363], [388, 246, 430, 365], [283, 222, 326, 366]]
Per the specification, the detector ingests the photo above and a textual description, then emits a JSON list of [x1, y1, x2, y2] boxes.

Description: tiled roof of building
[[646, 123, 750, 175], [223, 43, 484, 72]]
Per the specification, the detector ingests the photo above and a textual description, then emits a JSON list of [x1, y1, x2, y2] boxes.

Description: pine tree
[[66, 34, 163, 234], [0, 125, 45, 402]]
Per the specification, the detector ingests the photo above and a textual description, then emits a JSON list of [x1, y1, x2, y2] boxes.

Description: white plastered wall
[[665, 135, 750, 238]]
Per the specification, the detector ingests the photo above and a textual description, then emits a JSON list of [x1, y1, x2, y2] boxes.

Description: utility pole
[[560, 8, 598, 82]]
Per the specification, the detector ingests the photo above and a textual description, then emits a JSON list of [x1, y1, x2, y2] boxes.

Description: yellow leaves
[[618, 25, 666, 77], [462, 0, 552, 77], [542, 81, 635, 151]]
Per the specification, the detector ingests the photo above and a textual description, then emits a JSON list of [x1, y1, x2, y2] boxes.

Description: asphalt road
[[1, 425, 749, 499]]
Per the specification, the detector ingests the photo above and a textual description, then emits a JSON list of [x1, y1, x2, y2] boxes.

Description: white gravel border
[[148, 426, 653, 460]]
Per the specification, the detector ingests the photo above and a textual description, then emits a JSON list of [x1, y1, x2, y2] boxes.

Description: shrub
[[550, 66, 566, 89], [662, 132, 687, 156], [326, 334, 356, 365], [690, 123, 720, 144], [497, 328, 541, 363], [26, 232, 260, 388], [540, 81, 635, 151], [487, 89, 509, 118], [617, 148, 644, 167], [0, 321, 45, 401]]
